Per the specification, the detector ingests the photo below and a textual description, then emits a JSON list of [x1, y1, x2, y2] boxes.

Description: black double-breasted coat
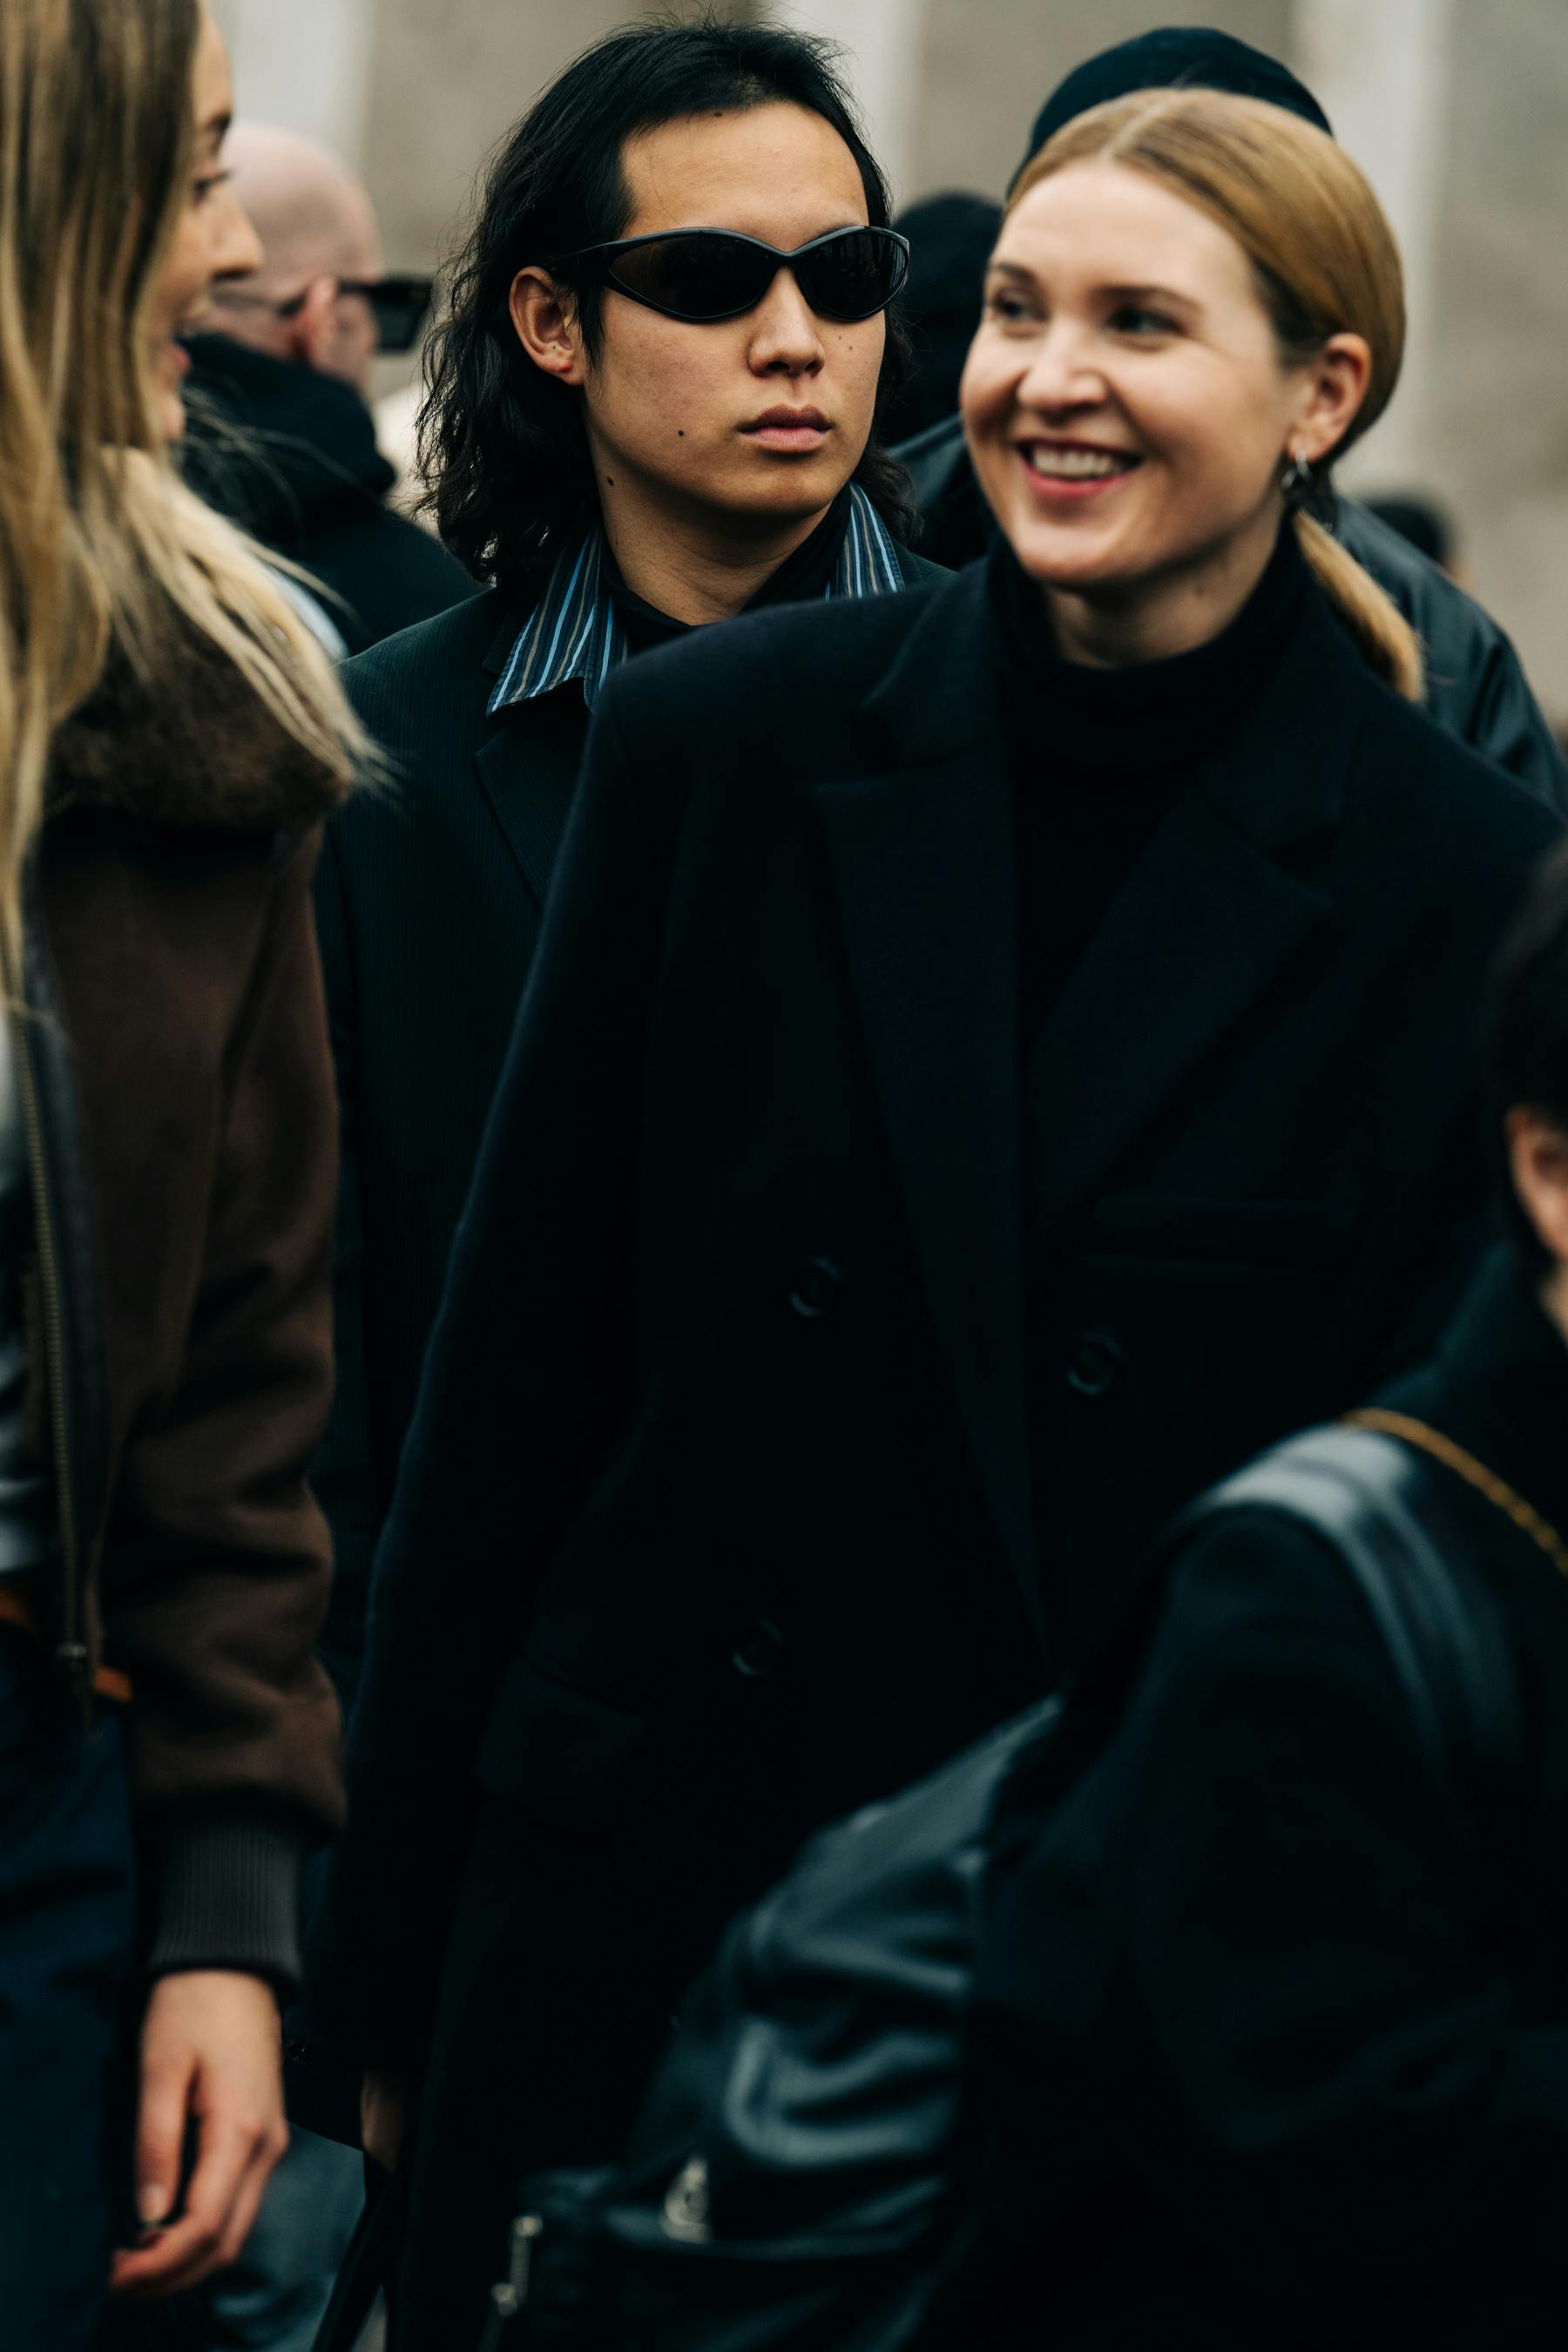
[[314, 560, 1558, 2340], [310, 543, 943, 1705]]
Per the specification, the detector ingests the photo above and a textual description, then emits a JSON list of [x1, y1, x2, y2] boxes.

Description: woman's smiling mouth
[[1018, 439, 1144, 499]]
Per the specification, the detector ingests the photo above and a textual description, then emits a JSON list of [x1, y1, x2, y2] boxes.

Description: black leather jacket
[[896, 415, 1568, 816]]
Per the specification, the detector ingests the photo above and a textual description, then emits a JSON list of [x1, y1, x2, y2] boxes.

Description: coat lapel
[[1019, 591, 1363, 1283], [474, 612, 587, 911], [815, 574, 1042, 1626]]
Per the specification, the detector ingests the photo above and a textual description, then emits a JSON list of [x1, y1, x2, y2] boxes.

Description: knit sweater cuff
[[145, 1801, 310, 1994]]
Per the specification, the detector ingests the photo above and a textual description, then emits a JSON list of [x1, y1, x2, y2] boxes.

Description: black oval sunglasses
[[554, 225, 910, 324]]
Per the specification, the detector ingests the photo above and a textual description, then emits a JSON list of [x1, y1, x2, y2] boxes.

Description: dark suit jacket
[[312, 550, 943, 1700], [311, 559, 1558, 2340], [312, 592, 569, 1695]]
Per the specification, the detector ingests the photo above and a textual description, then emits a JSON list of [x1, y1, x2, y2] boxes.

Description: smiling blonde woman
[[0, 3, 368, 2337], [967, 87, 1420, 694]]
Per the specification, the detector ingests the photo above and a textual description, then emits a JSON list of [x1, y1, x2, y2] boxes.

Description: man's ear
[[509, 267, 588, 385], [1505, 1105, 1568, 1269], [289, 275, 342, 372]]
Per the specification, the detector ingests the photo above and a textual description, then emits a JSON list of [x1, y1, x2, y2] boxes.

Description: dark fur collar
[[49, 626, 349, 834]]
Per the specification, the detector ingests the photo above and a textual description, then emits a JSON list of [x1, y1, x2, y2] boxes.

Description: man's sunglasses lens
[[368, 276, 435, 353], [796, 230, 908, 321], [606, 231, 905, 322], [609, 236, 766, 321]]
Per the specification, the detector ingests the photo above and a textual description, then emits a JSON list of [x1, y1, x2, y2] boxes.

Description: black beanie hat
[[1020, 26, 1332, 185]]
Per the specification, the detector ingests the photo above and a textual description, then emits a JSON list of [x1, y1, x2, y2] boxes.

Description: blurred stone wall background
[[212, 0, 1568, 722]]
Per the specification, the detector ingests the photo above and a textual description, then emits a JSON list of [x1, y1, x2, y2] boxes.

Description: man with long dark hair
[[299, 23, 932, 2329], [310, 17, 935, 1720]]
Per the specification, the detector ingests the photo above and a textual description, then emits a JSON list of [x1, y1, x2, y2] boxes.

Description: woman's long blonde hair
[[0, 0, 367, 957], [1011, 88, 1423, 701]]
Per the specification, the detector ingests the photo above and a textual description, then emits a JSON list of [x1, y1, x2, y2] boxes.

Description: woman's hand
[[110, 1970, 288, 2300], [362, 2068, 413, 2173]]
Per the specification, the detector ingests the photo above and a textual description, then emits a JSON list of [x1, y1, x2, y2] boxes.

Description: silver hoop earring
[[1281, 450, 1314, 501]]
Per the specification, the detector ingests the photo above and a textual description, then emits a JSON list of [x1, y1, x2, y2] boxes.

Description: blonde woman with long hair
[[0, 3, 365, 2336]]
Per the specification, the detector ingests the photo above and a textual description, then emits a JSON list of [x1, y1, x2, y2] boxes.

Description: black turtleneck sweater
[[989, 521, 1310, 1053], [606, 487, 855, 657]]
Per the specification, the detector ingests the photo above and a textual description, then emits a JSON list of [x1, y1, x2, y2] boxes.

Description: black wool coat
[[313, 561, 1558, 2342], [311, 542, 943, 1703], [927, 1249, 1568, 2351], [311, 591, 580, 1698]]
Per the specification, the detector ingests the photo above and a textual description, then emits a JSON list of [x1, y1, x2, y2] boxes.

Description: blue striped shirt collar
[[488, 482, 905, 717]]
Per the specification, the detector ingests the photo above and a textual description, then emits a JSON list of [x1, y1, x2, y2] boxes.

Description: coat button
[[788, 1258, 842, 1320], [1067, 1332, 1122, 1398], [732, 1619, 785, 1680]]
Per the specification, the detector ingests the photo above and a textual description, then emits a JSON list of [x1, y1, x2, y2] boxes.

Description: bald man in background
[[182, 124, 474, 653]]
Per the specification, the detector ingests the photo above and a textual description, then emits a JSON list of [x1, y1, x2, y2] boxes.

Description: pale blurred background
[[211, 0, 1568, 724]]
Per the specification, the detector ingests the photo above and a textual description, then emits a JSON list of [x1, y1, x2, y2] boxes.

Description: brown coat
[[24, 639, 348, 1984]]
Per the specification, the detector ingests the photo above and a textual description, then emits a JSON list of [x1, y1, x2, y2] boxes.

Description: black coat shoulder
[[1335, 499, 1568, 817], [596, 561, 1559, 885], [347, 557, 946, 769], [1344, 666, 1561, 883], [894, 544, 951, 593], [327, 592, 542, 889], [337, 594, 528, 850], [342, 588, 510, 747], [594, 568, 961, 775]]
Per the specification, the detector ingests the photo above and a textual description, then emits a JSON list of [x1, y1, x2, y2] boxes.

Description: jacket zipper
[[6, 997, 87, 1720], [477, 2213, 542, 2352]]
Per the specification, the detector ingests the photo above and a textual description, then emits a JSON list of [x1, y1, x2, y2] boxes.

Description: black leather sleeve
[[1332, 499, 1568, 817]]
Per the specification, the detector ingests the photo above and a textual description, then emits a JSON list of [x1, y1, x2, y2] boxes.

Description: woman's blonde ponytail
[[1293, 510, 1424, 703]]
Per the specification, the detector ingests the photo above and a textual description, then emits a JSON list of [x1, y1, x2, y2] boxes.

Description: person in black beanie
[[896, 25, 1568, 811], [1021, 23, 1331, 148]]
